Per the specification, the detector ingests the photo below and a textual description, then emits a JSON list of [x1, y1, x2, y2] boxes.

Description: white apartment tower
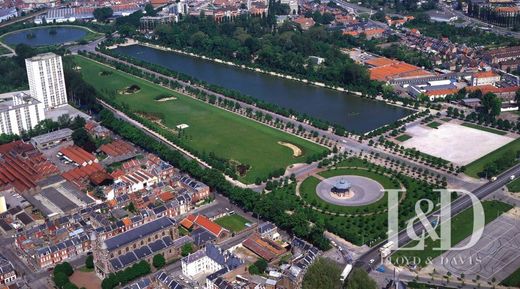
[[25, 53, 68, 109], [0, 91, 45, 135]]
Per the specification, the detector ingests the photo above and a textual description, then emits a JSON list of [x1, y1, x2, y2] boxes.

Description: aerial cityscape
[[0, 0, 519, 288]]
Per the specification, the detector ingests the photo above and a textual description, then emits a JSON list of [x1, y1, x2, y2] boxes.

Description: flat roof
[[40, 187, 78, 212], [26, 52, 59, 62], [31, 128, 73, 144]]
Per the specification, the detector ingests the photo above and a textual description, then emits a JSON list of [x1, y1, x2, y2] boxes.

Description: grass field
[[501, 266, 520, 287], [427, 121, 442, 129], [395, 134, 412, 142], [393, 200, 513, 267], [461, 122, 508, 136], [73, 56, 326, 183], [215, 214, 250, 232], [507, 178, 520, 192], [0, 45, 10, 55], [464, 138, 520, 178]]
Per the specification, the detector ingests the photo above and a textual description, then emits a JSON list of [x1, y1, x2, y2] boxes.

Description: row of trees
[[148, 14, 374, 93], [80, 51, 329, 181], [98, 108, 332, 249], [405, 13, 519, 46], [101, 260, 151, 289]]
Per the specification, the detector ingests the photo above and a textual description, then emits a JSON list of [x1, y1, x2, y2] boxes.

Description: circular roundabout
[[316, 175, 385, 206]]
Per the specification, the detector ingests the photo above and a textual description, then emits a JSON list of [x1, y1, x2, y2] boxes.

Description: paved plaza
[[316, 175, 384, 206], [402, 122, 514, 165], [430, 211, 520, 282]]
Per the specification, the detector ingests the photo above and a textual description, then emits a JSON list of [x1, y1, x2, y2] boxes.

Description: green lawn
[[426, 121, 442, 129], [507, 178, 520, 192], [214, 214, 250, 232], [393, 200, 513, 267], [464, 138, 520, 178], [73, 56, 326, 183], [461, 122, 508, 136], [0, 45, 10, 55], [395, 134, 412, 142], [501, 265, 520, 287]]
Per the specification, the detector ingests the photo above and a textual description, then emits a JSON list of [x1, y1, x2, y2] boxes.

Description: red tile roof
[[181, 214, 225, 237], [59, 146, 97, 166]]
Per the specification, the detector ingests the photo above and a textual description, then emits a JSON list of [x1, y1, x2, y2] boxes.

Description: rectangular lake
[[113, 45, 413, 133]]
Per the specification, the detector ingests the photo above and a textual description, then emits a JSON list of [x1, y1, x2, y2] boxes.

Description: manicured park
[[299, 167, 399, 215], [507, 178, 520, 192], [73, 56, 327, 183], [395, 134, 412, 142], [215, 214, 250, 232], [464, 138, 520, 178], [392, 200, 512, 267], [426, 121, 442, 129], [295, 157, 441, 245]]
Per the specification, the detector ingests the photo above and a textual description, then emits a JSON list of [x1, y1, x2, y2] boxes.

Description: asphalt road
[[355, 162, 520, 271]]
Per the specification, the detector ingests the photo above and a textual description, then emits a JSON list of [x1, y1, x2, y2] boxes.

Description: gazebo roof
[[334, 178, 351, 190]]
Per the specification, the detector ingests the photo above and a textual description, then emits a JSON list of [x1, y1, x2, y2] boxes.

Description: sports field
[[215, 214, 250, 232], [73, 56, 327, 183]]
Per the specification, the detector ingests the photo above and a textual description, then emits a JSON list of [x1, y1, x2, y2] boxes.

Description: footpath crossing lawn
[[73, 56, 327, 183], [215, 214, 250, 232]]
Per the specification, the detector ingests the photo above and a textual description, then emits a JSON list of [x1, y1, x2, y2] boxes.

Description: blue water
[[3, 27, 87, 47], [114, 45, 413, 133]]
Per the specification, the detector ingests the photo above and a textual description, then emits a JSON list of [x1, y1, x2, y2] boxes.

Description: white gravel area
[[402, 122, 514, 165]]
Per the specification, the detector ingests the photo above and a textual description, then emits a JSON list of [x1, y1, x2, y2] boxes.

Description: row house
[[34, 232, 90, 269], [0, 255, 16, 285]]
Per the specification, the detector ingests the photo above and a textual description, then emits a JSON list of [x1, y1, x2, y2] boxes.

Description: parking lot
[[431, 209, 520, 282]]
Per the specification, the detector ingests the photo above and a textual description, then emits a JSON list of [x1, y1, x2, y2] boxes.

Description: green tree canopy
[[344, 268, 378, 289], [93, 7, 113, 22], [152, 254, 165, 269], [302, 258, 342, 289], [85, 255, 94, 269]]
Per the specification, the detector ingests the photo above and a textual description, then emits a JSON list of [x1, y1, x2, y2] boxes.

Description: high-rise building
[[25, 53, 68, 109], [0, 91, 45, 135]]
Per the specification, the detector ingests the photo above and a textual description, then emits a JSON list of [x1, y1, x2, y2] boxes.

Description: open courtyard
[[401, 122, 515, 165], [72, 56, 327, 183]]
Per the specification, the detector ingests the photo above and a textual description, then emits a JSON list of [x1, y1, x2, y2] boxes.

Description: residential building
[[0, 91, 45, 135], [0, 255, 16, 284], [180, 214, 230, 240], [471, 71, 501, 86], [25, 53, 68, 109], [181, 243, 242, 278], [0, 8, 17, 23]]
